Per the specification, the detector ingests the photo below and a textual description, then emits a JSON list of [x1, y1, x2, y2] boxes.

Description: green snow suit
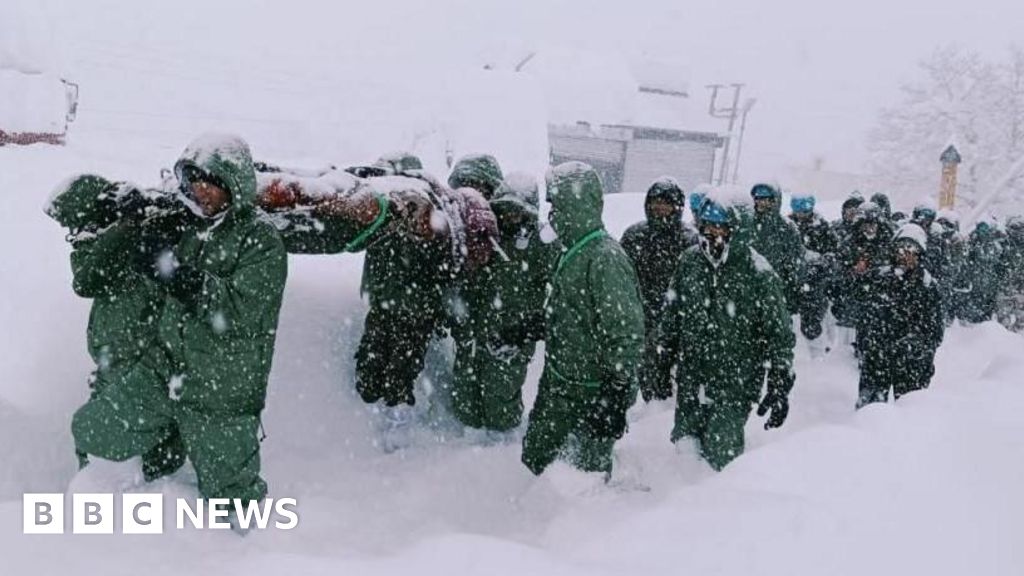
[[72, 134, 287, 502], [658, 209, 795, 470], [451, 179, 558, 431], [521, 162, 645, 476]]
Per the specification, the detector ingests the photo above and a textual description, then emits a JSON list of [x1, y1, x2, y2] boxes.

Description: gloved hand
[[165, 263, 205, 311], [756, 387, 790, 430], [801, 319, 823, 340], [498, 315, 546, 349], [484, 332, 521, 363], [115, 184, 150, 220], [154, 236, 205, 311]]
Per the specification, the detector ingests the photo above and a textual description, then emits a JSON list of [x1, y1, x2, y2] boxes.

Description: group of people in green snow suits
[[52, 132, 1002, 507]]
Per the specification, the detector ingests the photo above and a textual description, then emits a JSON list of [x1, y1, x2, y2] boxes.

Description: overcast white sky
[[21, 0, 1024, 179]]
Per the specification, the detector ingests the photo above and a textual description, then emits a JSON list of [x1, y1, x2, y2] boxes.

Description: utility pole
[[731, 98, 757, 183], [707, 83, 744, 185]]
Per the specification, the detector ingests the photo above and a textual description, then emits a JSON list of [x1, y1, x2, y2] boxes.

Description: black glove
[[484, 332, 521, 362], [163, 263, 205, 311], [756, 388, 790, 430], [801, 319, 823, 340], [498, 314, 545, 349]]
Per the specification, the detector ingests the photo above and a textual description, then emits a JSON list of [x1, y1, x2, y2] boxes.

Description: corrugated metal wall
[[549, 124, 719, 195], [621, 138, 716, 194]]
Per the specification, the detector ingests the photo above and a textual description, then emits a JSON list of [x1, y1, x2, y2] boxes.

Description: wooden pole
[[939, 145, 961, 210]]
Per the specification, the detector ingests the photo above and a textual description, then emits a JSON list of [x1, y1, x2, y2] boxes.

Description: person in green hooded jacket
[[354, 154, 498, 417], [448, 154, 504, 201], [48, 175, 191, 480], [958, 221, 1003, 323], [657, 196, 795, 471], [996, 217, 1024, 331], [72, 133, 288, 505], [749, 183, 805, 315], [450, 172, 559, 434], [521, 161, 645, 477], [620, 177, 696, 402]]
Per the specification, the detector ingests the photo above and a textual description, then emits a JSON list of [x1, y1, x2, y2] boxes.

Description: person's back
[[959, 222, 1003, 323], [452, 173, 558, 432], [996, 217, 1024, 331]]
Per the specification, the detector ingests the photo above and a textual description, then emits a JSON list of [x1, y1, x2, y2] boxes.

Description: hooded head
[[490, 171, 540, 236], [842, 192, 865, 223], [973, 220, 996, 241], [174, 133, 257, 220], [375, 151, 423, 175], [854, 201, 883, 240], [696, 197, 739, 267], [911, 204, 937, 229], [870, 193, 892, 219], [790, 194, 815, 221], [750, 183, 782, 216], [644, 177, 685, 228], [893, 223, 928, 272], [45, 174, 119, 236], [447, 154, 504, 200], [545, 161, 604, 245], [1006, 216, 1024, 244]]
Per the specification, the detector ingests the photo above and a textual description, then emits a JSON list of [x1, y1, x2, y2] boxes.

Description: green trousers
[[79, 366, 186, 481], [451, 337, 532, 431], [355, 304, 437, 407], [72, 359, 266, 502], [522, 372, 615, 475], [673, 397, 752, 471]]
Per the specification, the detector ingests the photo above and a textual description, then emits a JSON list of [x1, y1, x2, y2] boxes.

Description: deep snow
[[2, 138, 1023, 576], [2, 4, 1023, 574]]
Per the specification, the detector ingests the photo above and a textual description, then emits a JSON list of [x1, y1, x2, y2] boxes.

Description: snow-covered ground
[[2, 3, 1023, 574], [3, 137, 1023, 575]]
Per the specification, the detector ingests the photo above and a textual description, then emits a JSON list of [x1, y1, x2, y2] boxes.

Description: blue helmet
[[791, 195, 815, 214], [689, 191, 706, 214], [750, 183, 779, 200], [698, 198, 731, 225], [912, 205, 937, 223]]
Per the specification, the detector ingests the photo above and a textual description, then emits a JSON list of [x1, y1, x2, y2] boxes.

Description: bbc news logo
[[23, 494, 298, 534]]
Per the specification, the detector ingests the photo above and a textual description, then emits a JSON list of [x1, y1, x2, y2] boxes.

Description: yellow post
[[939, 145, 961, 210]]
